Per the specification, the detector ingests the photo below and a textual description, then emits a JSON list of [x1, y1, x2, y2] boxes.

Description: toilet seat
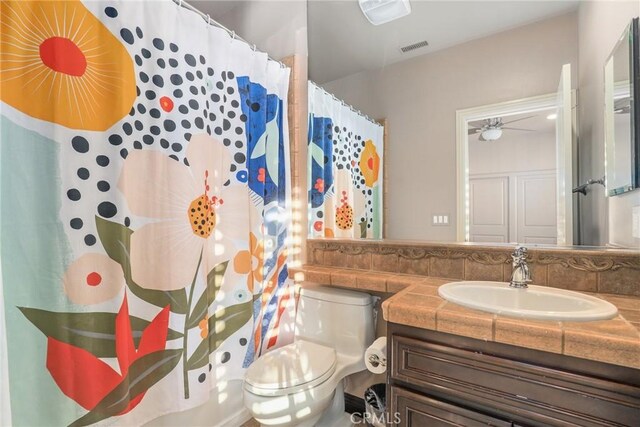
[[244, 340, 337, 397]]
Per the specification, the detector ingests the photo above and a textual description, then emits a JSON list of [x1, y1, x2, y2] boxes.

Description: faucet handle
[[510, 246, 532, 288], [512, 246, 528, 260]]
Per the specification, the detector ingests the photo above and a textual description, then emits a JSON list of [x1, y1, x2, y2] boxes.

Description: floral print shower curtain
[[307, 82, 384, 239], [0, 1, 295, 425]]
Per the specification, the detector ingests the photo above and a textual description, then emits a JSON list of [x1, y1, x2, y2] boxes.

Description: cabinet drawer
[[390, 334, 640, 426], [390, 386, 512, 427]]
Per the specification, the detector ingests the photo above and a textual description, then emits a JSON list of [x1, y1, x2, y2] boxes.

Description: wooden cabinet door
[[390, 386, 512, 427]]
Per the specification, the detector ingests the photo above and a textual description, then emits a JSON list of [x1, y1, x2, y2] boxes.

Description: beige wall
[[324, 12, 579, 241], [469, 131, 556, 175], [577, 1, 640, 248]]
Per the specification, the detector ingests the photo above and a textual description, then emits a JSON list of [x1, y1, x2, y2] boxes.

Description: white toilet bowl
[[243, 287, 375, 426]]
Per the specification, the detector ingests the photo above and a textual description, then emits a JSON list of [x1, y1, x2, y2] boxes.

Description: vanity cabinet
[[387, 323, 640, 426]]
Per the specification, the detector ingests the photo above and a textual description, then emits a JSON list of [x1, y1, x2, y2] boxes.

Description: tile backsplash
[[307, 239, 640, 296]]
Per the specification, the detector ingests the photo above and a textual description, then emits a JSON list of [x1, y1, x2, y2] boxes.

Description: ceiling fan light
[[481, 128, 502, 141], [358, 0, 412, 26]]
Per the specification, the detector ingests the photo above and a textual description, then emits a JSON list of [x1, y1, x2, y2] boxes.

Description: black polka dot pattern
[[98, 201, 117, 218], [61, 8, 256, 259], [105, 6, 118, 18], [120, 28, 134, 44], [67, 189, 81, 201], [71, 136, 89, 153]]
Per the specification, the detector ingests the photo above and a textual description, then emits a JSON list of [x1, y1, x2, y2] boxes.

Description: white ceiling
[[190, 0, 242, 18], [309, 0, 580, 84]]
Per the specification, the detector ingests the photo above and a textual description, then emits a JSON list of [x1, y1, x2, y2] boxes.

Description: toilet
[[243, 286, 375, 426]]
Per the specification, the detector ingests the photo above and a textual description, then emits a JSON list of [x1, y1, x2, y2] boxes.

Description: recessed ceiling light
[[546, 113, 557, 120]]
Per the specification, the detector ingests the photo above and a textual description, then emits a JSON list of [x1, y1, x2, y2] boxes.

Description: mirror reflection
[[467, 111, 559, 245], [308, 0, 640, 248], [605, 18, 639, 196]]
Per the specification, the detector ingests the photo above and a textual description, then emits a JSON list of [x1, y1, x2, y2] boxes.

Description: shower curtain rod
[[309, 80, 379, 126], [172, 0, 287, 69]]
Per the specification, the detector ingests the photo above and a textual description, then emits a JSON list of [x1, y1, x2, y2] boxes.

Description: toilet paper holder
[[368, 353, 386, 368]]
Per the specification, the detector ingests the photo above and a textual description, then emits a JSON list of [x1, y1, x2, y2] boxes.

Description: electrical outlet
[[432, 214, 450, 226], [633, 206, 640, 239]]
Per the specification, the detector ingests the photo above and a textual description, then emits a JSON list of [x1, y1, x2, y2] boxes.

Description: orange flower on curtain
[[233, 232, 265, 293], [358, 140, 380, 187], [0, 0, 136, 130]]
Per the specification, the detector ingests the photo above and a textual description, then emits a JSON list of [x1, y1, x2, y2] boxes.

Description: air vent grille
[[400, 40, 429, 53]]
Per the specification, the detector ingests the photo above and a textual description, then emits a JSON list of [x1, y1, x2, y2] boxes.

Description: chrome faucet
[[510, 246, 532, 288]]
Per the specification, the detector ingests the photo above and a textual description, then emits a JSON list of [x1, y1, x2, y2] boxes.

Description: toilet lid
[[244, 340, 336, 396]]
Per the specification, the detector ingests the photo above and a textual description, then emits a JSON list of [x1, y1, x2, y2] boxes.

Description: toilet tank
[[295, 286, 374, 358]]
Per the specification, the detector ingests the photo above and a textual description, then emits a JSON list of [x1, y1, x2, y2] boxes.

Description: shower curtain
[[0, 1, 295, 425], [307, 82, 384, 239]]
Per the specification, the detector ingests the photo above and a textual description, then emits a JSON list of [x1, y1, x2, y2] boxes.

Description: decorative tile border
[[307, 239, 640, 296], [535, 254, 640, 272]]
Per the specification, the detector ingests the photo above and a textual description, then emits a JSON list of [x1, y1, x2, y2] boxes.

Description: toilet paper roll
[[364, 337, 387, 374]]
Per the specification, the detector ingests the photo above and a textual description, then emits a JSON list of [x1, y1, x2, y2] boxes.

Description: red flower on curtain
[[45, 295, 170, 413]]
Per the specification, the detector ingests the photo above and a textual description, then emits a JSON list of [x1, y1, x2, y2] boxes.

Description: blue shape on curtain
[[308, 116, 334, 208], [237, 76, 290, 367], [259, 262, 289, 343], [237, 76, 286, 206]]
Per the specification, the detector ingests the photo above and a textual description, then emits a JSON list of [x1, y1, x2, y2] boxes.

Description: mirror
[[308, 0, 640, 248], [455, 64, 576, 246], [604, 18, 640, 196]]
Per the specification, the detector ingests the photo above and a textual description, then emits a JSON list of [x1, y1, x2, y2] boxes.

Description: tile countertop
[[290, 265, 640, 370]]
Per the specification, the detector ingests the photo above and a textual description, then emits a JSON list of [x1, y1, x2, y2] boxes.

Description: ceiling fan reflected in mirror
[[468, 116, 536, 141]]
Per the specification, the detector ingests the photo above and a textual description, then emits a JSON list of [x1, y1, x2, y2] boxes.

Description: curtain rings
[[178, 0, 183, 8], [231, 31, 236, 40], [206, 14, 211, 26]]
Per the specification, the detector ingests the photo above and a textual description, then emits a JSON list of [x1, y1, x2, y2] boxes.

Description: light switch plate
[[432, 214, 450, 226]]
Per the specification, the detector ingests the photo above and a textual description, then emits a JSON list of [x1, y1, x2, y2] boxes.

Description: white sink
[[438, 281, 618, 322]]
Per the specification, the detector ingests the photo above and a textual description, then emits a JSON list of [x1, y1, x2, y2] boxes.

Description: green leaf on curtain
[[68, 349, 183, 427], [186, 299, 254, 370], [186, 261, 228, 330], [95, 216, 188, 314], [310, 142, 325, 167], [250, 137, 266, 159], [18, 308, 183, 358], [251, 113, 280, 182], [263, 115, 280, 182], [359, 219, 367, 238]]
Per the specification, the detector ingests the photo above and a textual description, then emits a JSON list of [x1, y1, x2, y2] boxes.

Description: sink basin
[[438, 281, 618, 322]]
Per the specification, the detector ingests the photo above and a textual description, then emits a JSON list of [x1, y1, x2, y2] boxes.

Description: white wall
[[469, 131, 556, 175], [202, 0, 308, 59], [577, 0, 640, 248], [324, 12, 578, 241]]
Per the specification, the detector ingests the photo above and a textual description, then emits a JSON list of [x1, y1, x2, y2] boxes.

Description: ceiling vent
[[400, 40, 429, 53]]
